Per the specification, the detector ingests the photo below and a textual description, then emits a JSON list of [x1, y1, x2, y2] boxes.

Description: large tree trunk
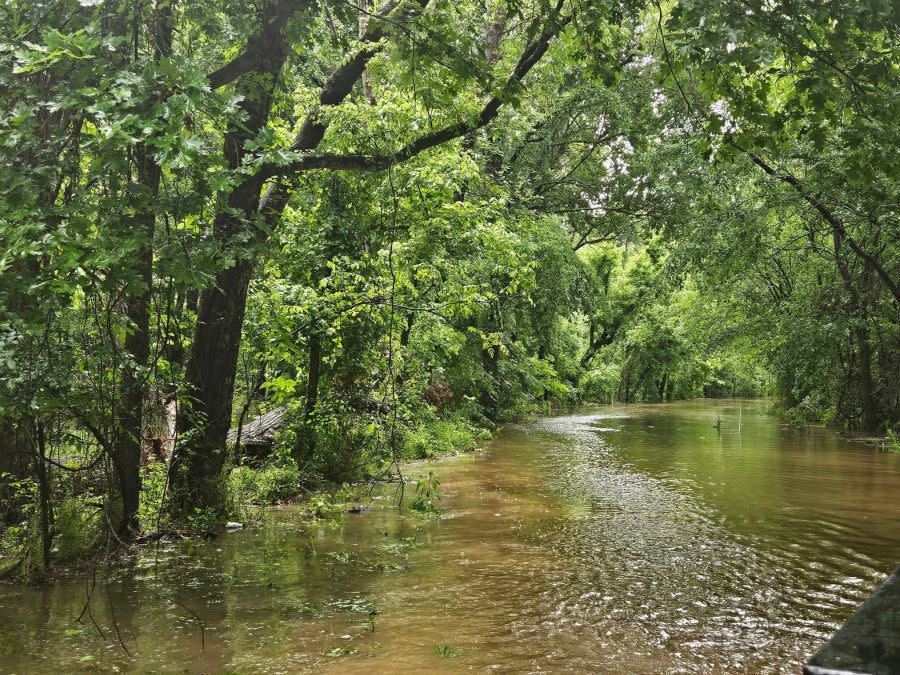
[[617, 349, 637, 403], [479, 345, 500, 418], [657, 372, 669, 402], [170, 0, 405, 514], [173, 256, 255, 514], [829, 219, 883, 433], [304, 335, 322, 425], [0, 82, 75, 526], [111, 0, 172, 535], [0, 422, 35, 526], [293, 334, 322, 463], [34, 422, 52, 570], [171, 0, 292, 518], [170, 0, 561, 515], [856, 326, 879, 434], [394, 313, 415, 388], [172, 184, 277, 515], [0, 423, 33, 477], [113, 245, 151, 533], [358, 0, 376, 103], [112, 139, 161, 536]]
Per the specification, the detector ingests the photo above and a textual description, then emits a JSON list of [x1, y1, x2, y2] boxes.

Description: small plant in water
[[304, 491, 348, 519], [434, 643, 462, 658], [185, 506, 223, 534], [409, 470, 441, 516], [887, 429, 900, 453]]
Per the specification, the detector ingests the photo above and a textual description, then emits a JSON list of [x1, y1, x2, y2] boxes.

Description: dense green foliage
[[1, 0, 897, 576]]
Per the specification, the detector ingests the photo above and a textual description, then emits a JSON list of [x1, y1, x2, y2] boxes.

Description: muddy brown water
[[2, 400, 899, 673]]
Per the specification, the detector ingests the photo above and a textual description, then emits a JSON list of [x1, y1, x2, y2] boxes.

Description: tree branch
[[261, 11, 570, 178], [291, 0, 421, 150], [208, 0, 308, 89], [68, 408, 115, 457], [256, 0, 429, 212], [732, 139, 900, 308]]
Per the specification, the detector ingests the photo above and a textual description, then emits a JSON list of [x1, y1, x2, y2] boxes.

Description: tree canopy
[[1, 0, 897, 572]]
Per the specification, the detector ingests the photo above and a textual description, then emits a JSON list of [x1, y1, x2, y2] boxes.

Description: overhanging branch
[[291, 0, 423, 150], [256, 0, 429, 212], [208, 0, 308, 89], [729, 139, 900, 308], [260, 11, 570, 179]]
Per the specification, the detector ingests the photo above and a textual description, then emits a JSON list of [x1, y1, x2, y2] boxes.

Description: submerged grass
[[434, 644, 463, 658]]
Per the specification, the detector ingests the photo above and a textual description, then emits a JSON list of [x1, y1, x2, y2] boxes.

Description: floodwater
[[2, 400, 899, 673]]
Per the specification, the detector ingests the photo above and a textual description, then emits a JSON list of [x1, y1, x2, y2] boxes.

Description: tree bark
[[657, 372, 668, 401], [172, 3, 291, 516], [856, 325, 879, 433], [617, 349, 637, 403], [35, 422, 52, 570], [0, 422, 35, 526], [174, 257, 258, 514], [113, 134, 161, 535], [580, 306, 634, 369], [294, 334, 322, 463], [358, 0, 376, 103], [111, 0, 172, 535], [828, 211, 883, 432], [0, 79, 77, 526]]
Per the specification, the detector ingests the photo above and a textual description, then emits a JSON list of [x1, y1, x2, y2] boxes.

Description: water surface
[[2, 399, 899, 673]]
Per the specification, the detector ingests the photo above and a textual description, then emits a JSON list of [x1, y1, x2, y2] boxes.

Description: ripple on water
[[507, 410, 896, 672]]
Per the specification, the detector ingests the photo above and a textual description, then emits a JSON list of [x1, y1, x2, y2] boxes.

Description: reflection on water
[[2, 399, 899, 673]]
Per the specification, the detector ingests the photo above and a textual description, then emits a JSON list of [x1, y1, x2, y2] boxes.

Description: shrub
[[579, 364, 620, 403], [781, 394, 830, 427], [887, 429, 900, 453], [54, 497, 101, 561], [402, 418, 479, 460], [229, 459, 304, 506], [496, 397, 539, 422], [138, 460, 170, 531]]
